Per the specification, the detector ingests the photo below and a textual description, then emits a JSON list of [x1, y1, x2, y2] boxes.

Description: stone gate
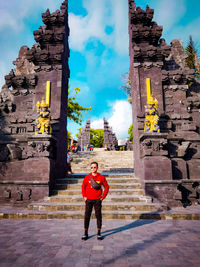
[[77, 119, 118, 150], [0, 1, 69, 204], [129, 0, 200, 207], [0, 0, 199, 208]]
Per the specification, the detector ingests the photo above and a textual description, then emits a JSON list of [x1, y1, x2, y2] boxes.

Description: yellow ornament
[[144, 78, 160, 133], [35, 82, 52, 135]]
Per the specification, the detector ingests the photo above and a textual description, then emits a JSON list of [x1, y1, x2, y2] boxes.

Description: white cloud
[[109, 0, 129, 54], [69, 0, 106, 51], [0, 0, 63, 32], [108, 100, 132, 139], [0, 0, 64, 90], [90, 100, 132, 139], [91, 119, 104, 129], [68, 0, 128, 54], [154, 0, 186, 33], [167, 17, 200, 46]]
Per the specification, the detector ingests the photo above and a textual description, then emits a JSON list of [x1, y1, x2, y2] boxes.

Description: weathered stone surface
[[0, 0, 69, 204], [129, 0, 200, 207], [172, 158, 188, 180], [143, 156, 172, 180], [104, 118, 118, 150], [78, 119, 90, 150]]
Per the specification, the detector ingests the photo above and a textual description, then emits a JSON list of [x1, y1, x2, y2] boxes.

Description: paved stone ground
[[0, 219, 199, 267]]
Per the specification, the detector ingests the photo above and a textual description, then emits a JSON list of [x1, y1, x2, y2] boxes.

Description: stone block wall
[[0, 0, 69, 204], [128, 0, 200, 207]]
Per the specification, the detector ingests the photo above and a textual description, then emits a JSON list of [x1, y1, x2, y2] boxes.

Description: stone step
[[1, 210, 200, 220], [54, 183, 142, 190], [46, 195, 152, 203], [55, 177, 139, 184], [52, 188, 145, 196], [63, 174, 135, 178], [71, 151, 134, 173], [28, 202, 161, 212], [71, 169, 134, 173]]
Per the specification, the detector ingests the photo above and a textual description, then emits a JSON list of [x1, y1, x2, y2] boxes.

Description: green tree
[[75, 128, 81, 139], [128, 124, 133, 143], [90, 129, 104, 148], [185, 36, 197, 70], [67, 131, 72, 149], [185, 36, 200, 80], [120, 72, 131, 103], [195, 53, 200, 78], [68, 87, 92, 125]]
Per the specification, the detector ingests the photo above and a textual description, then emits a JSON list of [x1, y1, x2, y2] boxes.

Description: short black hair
[[91, 161, 98, 167]]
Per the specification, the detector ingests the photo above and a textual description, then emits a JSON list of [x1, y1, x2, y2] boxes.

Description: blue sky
[[0, 0, 200, 139]]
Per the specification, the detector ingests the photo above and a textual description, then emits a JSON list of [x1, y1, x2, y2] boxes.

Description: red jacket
[[82, 173, 109, 200]]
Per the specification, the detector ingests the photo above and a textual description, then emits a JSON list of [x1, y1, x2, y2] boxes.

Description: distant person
[[67, 150, 73, 174], [76, 145, 81, 152], [70, 143, 76, 153], [81, 162, 109, 240]]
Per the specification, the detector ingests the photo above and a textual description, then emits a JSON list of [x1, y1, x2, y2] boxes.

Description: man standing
[[82, 162, 109, 240]]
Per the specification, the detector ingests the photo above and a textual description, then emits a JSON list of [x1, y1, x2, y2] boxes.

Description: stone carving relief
[[140, 136, 168, 157], [0, 85, 14, 114], [176, 181, 200, 208], [3, 187, 32, 202], [13, 46, 35, 76]]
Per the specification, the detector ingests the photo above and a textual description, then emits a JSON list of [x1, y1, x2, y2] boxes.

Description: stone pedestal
[[0, 135, 57, 204]]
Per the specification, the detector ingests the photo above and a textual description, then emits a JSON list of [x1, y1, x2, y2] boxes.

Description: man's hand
[[84, 197, 87, 202], [100, 198, 103, 201]]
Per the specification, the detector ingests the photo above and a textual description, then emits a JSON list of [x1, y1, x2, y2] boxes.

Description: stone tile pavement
[[0, 219, 200, 267]]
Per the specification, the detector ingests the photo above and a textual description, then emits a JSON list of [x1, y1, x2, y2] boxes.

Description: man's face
[[91, 163, 98, 174]]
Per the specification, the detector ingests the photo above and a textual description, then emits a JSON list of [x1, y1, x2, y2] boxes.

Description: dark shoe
[[81, 234, 88, 240], [97, 234, 102, 240]]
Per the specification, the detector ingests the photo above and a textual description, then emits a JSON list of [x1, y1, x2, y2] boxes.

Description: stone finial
[[13, 46, 35, 75], [129, 0, 136, 10], [60, 0, 68, 13]]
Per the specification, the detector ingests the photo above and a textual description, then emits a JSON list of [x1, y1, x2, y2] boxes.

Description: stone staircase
[[26, 173, 167, 219], [1, 151, 200, 220], [71, 150, 134, 173]]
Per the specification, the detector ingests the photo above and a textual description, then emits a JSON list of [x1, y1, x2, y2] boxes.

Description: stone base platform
[[0, 204, 200, 220], [145, 179, 200, 208]]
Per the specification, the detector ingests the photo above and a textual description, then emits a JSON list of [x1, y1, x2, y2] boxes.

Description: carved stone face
[[146, 103, 153, 109], [41, 106, 48, 112]]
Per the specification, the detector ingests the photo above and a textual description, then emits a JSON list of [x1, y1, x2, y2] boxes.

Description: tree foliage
[[90, 129, 104, 148], [68, 87, 92, 125], [75, 128, 81, 139], [185, 36, 200, 78], [185, 36, 197, 70], [120, 72, 131, 103], [67, 131, 72, 148], [128, 124, 133, 143], [195, 56, 200, 78]]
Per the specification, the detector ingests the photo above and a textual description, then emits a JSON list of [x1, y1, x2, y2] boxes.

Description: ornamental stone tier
[[78, 119, 91, 151], [0, 0, 69, 204], [103, 119, 118, 150], [129, 0, 200, 207]]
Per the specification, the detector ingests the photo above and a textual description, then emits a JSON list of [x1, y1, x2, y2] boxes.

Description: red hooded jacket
[[82, 173, 109, 200]]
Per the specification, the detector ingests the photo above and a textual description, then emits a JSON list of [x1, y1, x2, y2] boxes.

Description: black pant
[[84, 199, 102, 230]]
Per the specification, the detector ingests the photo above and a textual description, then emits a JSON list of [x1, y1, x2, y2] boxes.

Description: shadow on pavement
[[101, 211, 160, 239], [101, 218, 158, 239], [102, 226, 178, 265]]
